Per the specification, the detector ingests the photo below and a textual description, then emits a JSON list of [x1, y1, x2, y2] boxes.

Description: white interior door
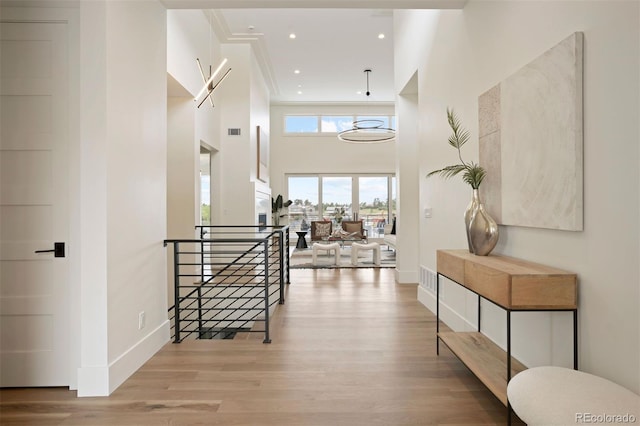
[[0, 20, 70, 387]]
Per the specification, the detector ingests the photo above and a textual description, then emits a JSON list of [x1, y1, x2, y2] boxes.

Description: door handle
[[35, 242, 65, 258]]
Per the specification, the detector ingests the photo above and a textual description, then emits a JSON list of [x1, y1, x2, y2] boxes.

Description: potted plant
[[271, 194, 292, 227], [426, 108, 498, 256]]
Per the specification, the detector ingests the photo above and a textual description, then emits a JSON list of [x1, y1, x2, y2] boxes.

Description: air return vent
[[228, 128, 241, 136]]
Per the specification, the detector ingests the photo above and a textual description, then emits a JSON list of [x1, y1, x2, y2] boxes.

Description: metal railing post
[[278, 229, 285, 304], [263, 240, 271, 343], [197, 227, 205, 338], [285, 228, 290, 284], [199, 226, 205, 283], [173, 242, 181, 343], [197, 286, 203, 338]]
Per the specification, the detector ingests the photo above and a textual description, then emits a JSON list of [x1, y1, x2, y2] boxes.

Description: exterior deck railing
[[164, 225, 290, 344]]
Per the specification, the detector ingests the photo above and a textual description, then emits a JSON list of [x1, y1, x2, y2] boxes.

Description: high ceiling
[[217, 8, 395, 104], [162, 0, 467, 104]]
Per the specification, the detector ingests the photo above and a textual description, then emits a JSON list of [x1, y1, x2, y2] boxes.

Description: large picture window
[[286, 174, 396, 238]]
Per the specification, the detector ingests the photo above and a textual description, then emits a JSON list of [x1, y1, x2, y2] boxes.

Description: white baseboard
[[77, 364, 109, 397], [109, 320, 170, 394], [417, 286, 475, 332], [417, 285, 437, 314], [77, 319, 170, 397]]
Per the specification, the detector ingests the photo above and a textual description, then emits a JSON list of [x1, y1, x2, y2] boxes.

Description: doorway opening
[[200, 146, 212, 225]]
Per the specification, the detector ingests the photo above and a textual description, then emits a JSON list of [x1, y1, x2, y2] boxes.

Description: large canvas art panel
[[480, 32, 583, 231]]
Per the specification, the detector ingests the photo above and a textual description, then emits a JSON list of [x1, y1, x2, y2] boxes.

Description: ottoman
[[350, 242, 381, 266], [507, 366, 639, 425], [312, 242, 341, 266]]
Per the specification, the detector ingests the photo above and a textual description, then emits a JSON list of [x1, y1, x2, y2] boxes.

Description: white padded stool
[[312, 242, 341, 266], [350, 242, 381, 266], [507, 366, 640, 425]]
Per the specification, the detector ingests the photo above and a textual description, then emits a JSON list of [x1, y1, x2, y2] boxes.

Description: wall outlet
[[138, 311, 145, 330]]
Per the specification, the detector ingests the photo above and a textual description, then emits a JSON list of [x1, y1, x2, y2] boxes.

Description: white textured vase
[[465, 189, 499, 256]]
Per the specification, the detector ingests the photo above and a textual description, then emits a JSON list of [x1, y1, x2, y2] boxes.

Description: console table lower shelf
[[437, 331, 526, 406]]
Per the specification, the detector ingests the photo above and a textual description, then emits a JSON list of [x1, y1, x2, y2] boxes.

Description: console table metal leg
[[477, 295, 481, 332], [507, 310, 512, 382], [573, 309, 579, 370], [436, 273, 440, 355], [507, 310, 512, 425]]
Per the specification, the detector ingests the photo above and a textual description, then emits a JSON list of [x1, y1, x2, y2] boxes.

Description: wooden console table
[[436, 249, 578, 410]]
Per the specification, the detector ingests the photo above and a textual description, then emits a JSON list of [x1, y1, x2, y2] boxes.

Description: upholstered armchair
[[340, 220, 367, 242], [310, 220, 332, 242]]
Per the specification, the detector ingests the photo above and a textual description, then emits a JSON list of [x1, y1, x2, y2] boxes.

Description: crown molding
[[207, 10, 280, 98]]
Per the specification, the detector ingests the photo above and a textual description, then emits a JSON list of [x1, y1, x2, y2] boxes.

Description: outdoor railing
[[164, 225, 290, 344]]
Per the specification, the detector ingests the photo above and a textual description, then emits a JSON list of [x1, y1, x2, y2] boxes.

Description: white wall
[[396, 1, 639, 393], [269, 104, 396, 204], [78, 0, 170, 396], [167, 95, 198, 239], [396, 85, 420, 283], [167, 10, 222, 152], [217, 43, 271, 226], [166, 10, 225, 309]]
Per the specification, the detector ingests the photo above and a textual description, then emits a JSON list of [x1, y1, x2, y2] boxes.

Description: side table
[[295, 230, 308, 249]]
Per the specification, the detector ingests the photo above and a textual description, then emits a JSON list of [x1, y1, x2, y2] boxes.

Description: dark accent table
[[295, 231, 308, 249]]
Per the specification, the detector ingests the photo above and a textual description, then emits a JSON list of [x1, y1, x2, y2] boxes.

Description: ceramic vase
[[464, 189, 499, 256]]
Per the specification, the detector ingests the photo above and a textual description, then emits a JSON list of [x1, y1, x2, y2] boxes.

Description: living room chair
[[340, 220, 367, 242], [310, 220, 332, 242]]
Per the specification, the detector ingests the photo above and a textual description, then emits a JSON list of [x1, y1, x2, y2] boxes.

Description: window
[[284, 115, 318, 133], [284, 114, 396, 135], [320, 116, 353, 132], [359, 176, 389, 237], [286, 174, 396, 236], [200, 149, 212, 225], [322, 176, 352, 220], [287, 176, 319, 232]]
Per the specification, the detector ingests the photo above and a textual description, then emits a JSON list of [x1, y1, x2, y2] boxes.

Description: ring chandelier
[[337, 69, 396, 144]]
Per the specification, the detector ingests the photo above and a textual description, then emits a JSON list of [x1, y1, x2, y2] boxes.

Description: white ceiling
[[161, 1, 467, 104], [213, 9, 394, 104]]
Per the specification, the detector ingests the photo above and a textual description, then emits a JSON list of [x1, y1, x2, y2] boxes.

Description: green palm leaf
[[427, 109, 487, 190], [426, 164, 467, 180]]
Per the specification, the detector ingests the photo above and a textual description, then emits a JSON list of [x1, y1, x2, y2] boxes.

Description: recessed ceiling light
[[297, 91, 303, 95], [356, 91, 362, 95], [289, 33, 296, 39], [294, 69, 300, 74], [298, 84, 302, 88], [378, 33, 385, 39]]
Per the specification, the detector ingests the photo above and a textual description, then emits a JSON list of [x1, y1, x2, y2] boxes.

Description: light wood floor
[[0, 268, 523, 425]]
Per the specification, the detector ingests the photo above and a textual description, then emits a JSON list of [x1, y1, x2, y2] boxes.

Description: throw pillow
[[316, 222, 331, 237], [342, 222, 361, 236]]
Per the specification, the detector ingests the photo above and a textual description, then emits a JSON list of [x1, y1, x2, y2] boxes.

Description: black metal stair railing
[[164, 225, 290, 344]]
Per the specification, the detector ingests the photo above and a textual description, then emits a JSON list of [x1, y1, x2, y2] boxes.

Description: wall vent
[[228, 128, 241, 136], [420, 266, 438, 294]]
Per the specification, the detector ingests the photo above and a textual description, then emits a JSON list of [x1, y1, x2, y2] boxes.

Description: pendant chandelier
[[194, 13, 231, 109], [337, 69, 396, 143], [195, 58, 232, 108]]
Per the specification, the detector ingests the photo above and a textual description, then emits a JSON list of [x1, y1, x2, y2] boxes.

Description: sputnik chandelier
[[337, 69, 396, 143], [194, 57, 232, 108]]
